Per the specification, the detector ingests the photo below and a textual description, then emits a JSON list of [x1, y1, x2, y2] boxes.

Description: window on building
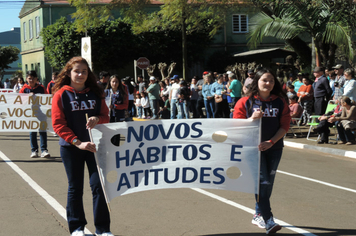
[[23, 22, 27, 42], [25, 64, 28, 73], [232, 14, 248, 33], [35, 16, 40, 38], [29, 19, 33, 40]]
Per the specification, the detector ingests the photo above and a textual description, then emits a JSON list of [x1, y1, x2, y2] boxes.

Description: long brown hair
[[52, 56, 104, 98], [106, 74, 128, 100]]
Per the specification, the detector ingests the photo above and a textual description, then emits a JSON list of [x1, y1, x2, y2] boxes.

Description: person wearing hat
[[313, 66, 332, 115], [146, 76, 160, 119], [169, 75, 181, 119], [333, 64, 346, 101]]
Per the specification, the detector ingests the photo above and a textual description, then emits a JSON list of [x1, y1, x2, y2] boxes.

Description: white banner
[[81, 37, 92, 70], [92, 119, 261, 202], [0, 93, 53, 132]]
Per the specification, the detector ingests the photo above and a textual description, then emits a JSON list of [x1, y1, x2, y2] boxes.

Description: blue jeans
[[177, 100, 190, 119], [137, 106, 143, 118], [171, 99, 181, 119], [30, 131, 47, 152], [60, 146, 110, 234], [204, 99, 215, 118], [255, 148, 283, 221], [150, 99, 159, 119]]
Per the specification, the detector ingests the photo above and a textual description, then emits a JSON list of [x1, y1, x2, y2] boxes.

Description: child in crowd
[[158, 94, 170, 119], [286, 84, 297, 99], [19, 70, 50, 158], [135, 92, 143, 118], [289, 95, 303, 123], [140, 91, 151, 119]]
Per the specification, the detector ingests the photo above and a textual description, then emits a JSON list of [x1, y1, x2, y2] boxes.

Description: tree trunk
[[182, 17, 187, 80], [286, 37, 312, 71]]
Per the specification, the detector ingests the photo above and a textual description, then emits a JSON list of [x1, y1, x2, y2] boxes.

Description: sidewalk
[[284, 125, 356, 159]]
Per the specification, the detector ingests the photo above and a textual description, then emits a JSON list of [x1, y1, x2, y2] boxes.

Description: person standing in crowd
[[333, 64, 346, 101], [329, 72, 336, 97], [123, 77, 136, 118], [3, 78, 11, 88], [159, 80, 169, 97], [328, 96, 356, 145], [134, 92, 143, 118], [243, 69, 255, 95], [190, 76, 199, 118], [313, 66, 332, 115], [141, 91, 151, 119], [233, 68, 290, 235], [177, 80, 191, 119], [169, 75, 181, 119], [105, 75, 129, 122], [342, 68, 356, 102], [211, 74, 228, 118], [297, 76, 314, 125], [196, 73, 207, 118], [293, 73, 304, 93], [51, 57, 112, 236], [20, 70, 50, 158], [13, 76, 25, 93], [158, 94, 170, 119], [47, 71, 59, 94], [138, 74, 147, 93], [146, 76, 160, 119], [97, 71, 110, 89], [228, 72, 242, 110], [202, 74, 215, 118]]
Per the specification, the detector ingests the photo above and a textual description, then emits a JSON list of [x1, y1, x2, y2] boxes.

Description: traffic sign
[[136, 57, 150, 70]]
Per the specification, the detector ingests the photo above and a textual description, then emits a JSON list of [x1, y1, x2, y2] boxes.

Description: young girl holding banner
[[233, 68, 290, 235], [51, 57, 113, 236]]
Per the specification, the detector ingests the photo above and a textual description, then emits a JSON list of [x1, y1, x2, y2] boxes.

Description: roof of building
[[0, 28, 20, 45], [233, 47, 297, 59], [19, 0, 164, 16]]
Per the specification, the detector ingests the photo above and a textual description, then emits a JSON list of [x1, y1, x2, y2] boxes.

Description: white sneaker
[[40, 150, 51, 158], [252, 213, 266, 229], [30, 151, 38, 158], [71, 230, 85, 236], [95, 232, 114, 236]]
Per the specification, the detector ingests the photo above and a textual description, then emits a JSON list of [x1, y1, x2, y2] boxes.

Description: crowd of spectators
[[2, 63, 356, 145]]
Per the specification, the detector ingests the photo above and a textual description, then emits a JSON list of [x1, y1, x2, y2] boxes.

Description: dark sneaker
[[252, 213, 266, 229], [265, 216, 281, 234]]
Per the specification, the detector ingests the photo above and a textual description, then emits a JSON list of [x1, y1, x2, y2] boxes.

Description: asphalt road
[[0, 132, 355, 236]]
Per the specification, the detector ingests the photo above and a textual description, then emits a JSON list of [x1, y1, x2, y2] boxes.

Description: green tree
[[41, 17, 212, 74], [247, 0, 356, 69], [0, 45, 20, 80], [69, 0, 238, 79]]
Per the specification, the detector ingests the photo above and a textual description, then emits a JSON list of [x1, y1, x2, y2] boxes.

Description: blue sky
[[0, 0, 24, 33]]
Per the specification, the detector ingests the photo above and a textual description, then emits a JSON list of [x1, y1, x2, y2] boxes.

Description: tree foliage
[[247, 0, 356, 69], [0, 45, 20, 79], [68, 0, 240, 79], [41, 17, 212, 74]]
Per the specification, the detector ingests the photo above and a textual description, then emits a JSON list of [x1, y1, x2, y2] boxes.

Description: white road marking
[[192, 188, 317, 236], [278, 170, 356, 193], [0, 151, 93, 235]]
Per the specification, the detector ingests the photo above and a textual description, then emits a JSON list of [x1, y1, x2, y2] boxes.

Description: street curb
[[284, 141, 356, 159]]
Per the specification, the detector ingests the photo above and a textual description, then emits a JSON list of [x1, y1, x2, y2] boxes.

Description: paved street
[[0, 132, 355, 236]]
